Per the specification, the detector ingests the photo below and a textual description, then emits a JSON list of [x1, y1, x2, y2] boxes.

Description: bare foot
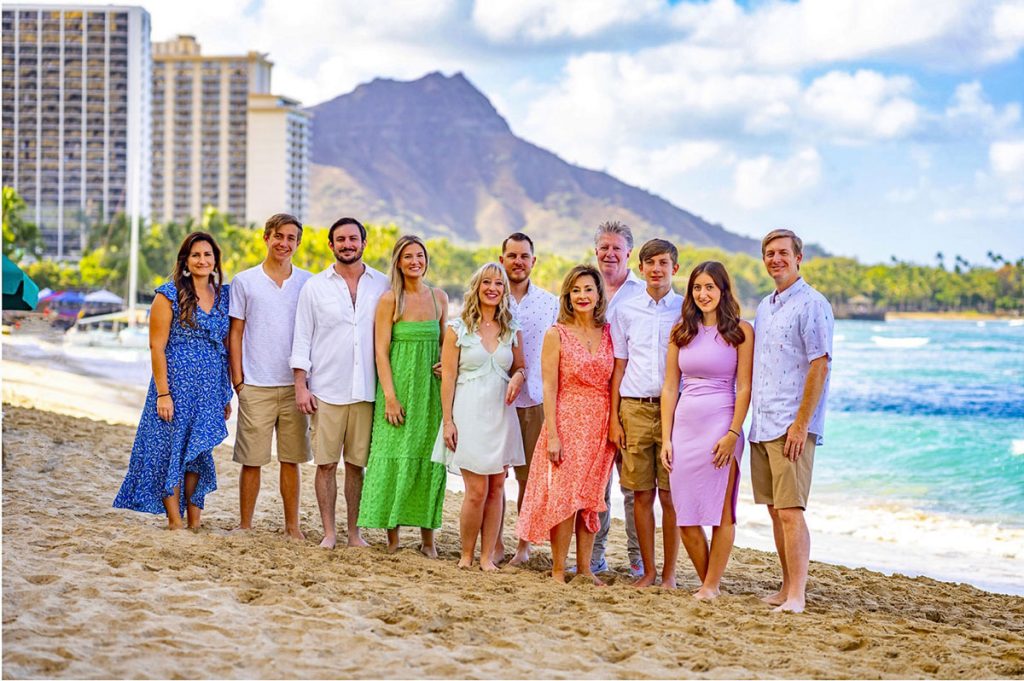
[[319, 535, 337, 549], [491, 547, 505, 566], [508, 548, 530, 566], [285, 528, 305, 542], [386, 540, 401, 554], [347, 534, 370, 548], [694, 586, 720, 600], [761, 590, 787, 606], [187, 522, 202, 531], [632, 572, 657, 588], [579, 571, 607, 587], [481, 560, 500, 572], [661, 575, 678, 590], [167, 520, 186, 531], [551, 570, 567, 584], [230, 525, 253, 533], [772, 599, 805, 614], [457, 556, 473, 569], [418, 543, 438, 559]]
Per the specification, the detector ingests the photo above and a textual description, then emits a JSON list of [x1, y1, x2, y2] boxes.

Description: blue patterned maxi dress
[[113, 281, 232, 515]]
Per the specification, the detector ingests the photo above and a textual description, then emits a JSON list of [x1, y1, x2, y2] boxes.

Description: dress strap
[[431, 287, 440, 320]]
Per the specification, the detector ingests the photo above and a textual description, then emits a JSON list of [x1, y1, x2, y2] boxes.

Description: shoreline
[[886, 311, 1023, 322], [3, 403, 1023, 678]]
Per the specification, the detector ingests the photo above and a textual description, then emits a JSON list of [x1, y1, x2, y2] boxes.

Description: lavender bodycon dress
[[670, 327, 744, 527]]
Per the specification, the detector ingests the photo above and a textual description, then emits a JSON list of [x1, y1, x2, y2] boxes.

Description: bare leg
[[549, 514, 576, 584], [480, 473, 506, 571], [459, 471, 488, 568], [773, 507, 810, 613], [695, 460, 738, 600], [491, 485, 506, 566], [280, 462, 303, 541], [386, 527, 401, 553], [509, 477, 531, 565], [419, 528, 438, 559], [163, 486, 185, 530], [680, 525, 710, 583], [659, 488, 679, 589], [314, 463, 338, 549], [237, 465, 260, 530], [762, 504, 789, 605], [343, 462, 369, 547], [574, 514, 605, 586], [184, 472, 201, 529], [632, 488, 657, 587]]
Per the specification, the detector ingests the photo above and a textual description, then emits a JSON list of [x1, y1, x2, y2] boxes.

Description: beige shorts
[[311, 400, 374, 467], [514, 404, 545, 482], [619, 398, 670, 492], [750, 434, 817, 510], [233, 385, 311, 466]]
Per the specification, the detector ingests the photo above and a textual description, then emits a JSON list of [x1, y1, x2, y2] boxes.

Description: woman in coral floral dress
[[515, 264, 617, 584]]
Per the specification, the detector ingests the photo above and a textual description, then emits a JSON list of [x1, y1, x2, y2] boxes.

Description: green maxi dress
[[358, 312, 447, 530]]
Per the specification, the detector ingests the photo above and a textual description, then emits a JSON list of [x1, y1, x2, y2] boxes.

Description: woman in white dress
[[432, 262, 527, 570]]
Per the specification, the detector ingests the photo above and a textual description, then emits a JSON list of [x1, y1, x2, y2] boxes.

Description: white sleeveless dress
[[430, 318, 526, 475]]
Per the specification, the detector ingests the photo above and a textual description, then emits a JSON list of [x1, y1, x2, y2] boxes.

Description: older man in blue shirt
[[749, 228, 834, 614]]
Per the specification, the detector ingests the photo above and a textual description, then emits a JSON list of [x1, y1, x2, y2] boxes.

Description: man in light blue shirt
[[749, 228, 834, 614]]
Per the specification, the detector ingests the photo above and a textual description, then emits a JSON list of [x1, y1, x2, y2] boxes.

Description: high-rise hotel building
[[151, 35, 310, 226], [1, 4, 151, 259]]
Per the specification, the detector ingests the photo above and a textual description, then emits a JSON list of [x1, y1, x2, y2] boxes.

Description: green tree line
[[3, 187, 1022, 314]]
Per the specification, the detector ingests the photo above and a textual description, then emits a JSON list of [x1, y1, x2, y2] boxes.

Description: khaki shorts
[[514, 404, 545, 482], [619, 398, 670, 492], [234, 385, 311, 466], [311, 401, 374, 467], [750, 434, 817, 510]]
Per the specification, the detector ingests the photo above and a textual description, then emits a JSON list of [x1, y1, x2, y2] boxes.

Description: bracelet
[[515, 368, 527, 379], [728, 428, 741, 437], [157, 392, 170, 398], [234, 381, 243, 390]]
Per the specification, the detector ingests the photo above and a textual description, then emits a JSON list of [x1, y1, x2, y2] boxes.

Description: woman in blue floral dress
[[114, 231, 233, 530]]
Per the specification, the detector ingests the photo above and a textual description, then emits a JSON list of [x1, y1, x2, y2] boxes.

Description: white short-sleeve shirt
[[508, 281, 559, 408], [610, 288, 682, 398], [229, 264, 313, 387]]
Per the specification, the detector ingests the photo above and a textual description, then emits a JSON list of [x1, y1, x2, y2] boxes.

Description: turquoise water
[[814, 320, 1024, 527]]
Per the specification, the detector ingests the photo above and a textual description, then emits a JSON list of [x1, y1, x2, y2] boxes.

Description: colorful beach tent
[[2, 255, 40, 311], [84, 289, 124, 304]]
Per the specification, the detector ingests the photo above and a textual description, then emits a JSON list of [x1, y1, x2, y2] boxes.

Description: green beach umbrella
[[2, 255, 40, 311]]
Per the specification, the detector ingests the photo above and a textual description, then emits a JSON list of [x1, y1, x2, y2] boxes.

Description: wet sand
[[3, 404, 1024, 679]]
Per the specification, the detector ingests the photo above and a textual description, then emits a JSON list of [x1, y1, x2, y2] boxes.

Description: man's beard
[[335, 249, 361, 264]]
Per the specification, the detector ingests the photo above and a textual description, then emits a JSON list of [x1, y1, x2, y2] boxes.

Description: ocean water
[[821, 319, 1024, 527]]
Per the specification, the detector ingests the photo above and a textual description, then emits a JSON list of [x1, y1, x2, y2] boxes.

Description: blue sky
[[100, 0, 1024, 263]]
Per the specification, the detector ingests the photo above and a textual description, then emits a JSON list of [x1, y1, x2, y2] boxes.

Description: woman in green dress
[[358, 235, 449, 557]]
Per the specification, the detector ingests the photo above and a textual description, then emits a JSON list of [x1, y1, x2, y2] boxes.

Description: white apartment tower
[[1, 5, 152, 259], [151, 36, 309, 226]]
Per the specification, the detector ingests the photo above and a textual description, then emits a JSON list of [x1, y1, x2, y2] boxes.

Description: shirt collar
[[643, 288, 679, 308], [771, 276, 807, 305]]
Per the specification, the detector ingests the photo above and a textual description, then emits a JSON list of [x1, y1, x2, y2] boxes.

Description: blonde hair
[[389, 235, 430, 322], [557, 264, 607, 326], [461, 262, 515, 342]]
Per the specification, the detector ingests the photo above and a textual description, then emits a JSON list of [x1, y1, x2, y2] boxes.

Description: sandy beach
[[3, 398, 1024, 679]]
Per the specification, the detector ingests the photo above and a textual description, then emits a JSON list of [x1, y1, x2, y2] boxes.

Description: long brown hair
[[671, 261, 744, 347], [558, 264, 607, 327], [388, 234, 430, 322], [172, 231, 224, 328]]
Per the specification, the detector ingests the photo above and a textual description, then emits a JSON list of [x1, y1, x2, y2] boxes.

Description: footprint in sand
[[23, 574, 60, 585]]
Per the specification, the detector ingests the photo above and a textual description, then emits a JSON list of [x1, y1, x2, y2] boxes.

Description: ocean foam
[[1012, 439, 1024, 456], [871, 336, 930, 348]]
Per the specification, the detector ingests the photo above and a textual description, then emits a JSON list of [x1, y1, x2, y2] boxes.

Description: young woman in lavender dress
[[660, 261, 753, 599]]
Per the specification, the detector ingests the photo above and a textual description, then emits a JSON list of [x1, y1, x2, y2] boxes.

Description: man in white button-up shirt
[[749, 228, 833, 614], [290, 218, 389, 549], [501, 232, 559, 567], [609, 239, 682, 588], [591, 221, 645, 576]]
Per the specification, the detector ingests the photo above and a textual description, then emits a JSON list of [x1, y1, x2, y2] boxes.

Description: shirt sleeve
[[801, 296, 834, 362], [289, 283, 315, 373], [228, 275, 246, 320], [610, 308, 629, 360]]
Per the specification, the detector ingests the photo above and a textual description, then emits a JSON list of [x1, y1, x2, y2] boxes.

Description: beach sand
[[3, 404, 1024, 679]]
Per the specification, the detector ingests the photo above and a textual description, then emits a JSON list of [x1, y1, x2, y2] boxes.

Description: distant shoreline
[[887, 311, 1024, 322]]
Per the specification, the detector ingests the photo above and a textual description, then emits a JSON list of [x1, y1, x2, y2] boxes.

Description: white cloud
[[991, 140, 1024, 175], [472, 0, 662, 42], [610, 140, 731, 192], [801, 70, 921, 142], [733, 147, 822, 209], [945, 81, 1022, 135]]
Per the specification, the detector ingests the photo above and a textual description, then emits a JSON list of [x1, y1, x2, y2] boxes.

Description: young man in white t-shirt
[[229, 213, 313, 540]]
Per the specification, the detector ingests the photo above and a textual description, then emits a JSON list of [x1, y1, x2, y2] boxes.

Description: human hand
[[443, 420, 458, 451], [224, 402, 232, 421], [660, 443, 673, 473], [608, 419, 625, 450], [784, 421, 808, 461], [505, 372, 525, 405], [156, 394, 174, 422], [385, 395, 406, 426], [711, 432, 737, 468], [547, 436, 563, 465], [295, 385, 318, 415], [432, 361, 442, 378], [234, 381, 244, 395]]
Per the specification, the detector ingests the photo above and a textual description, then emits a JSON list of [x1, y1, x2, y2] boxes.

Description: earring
[[184, 268, 191, 276]]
